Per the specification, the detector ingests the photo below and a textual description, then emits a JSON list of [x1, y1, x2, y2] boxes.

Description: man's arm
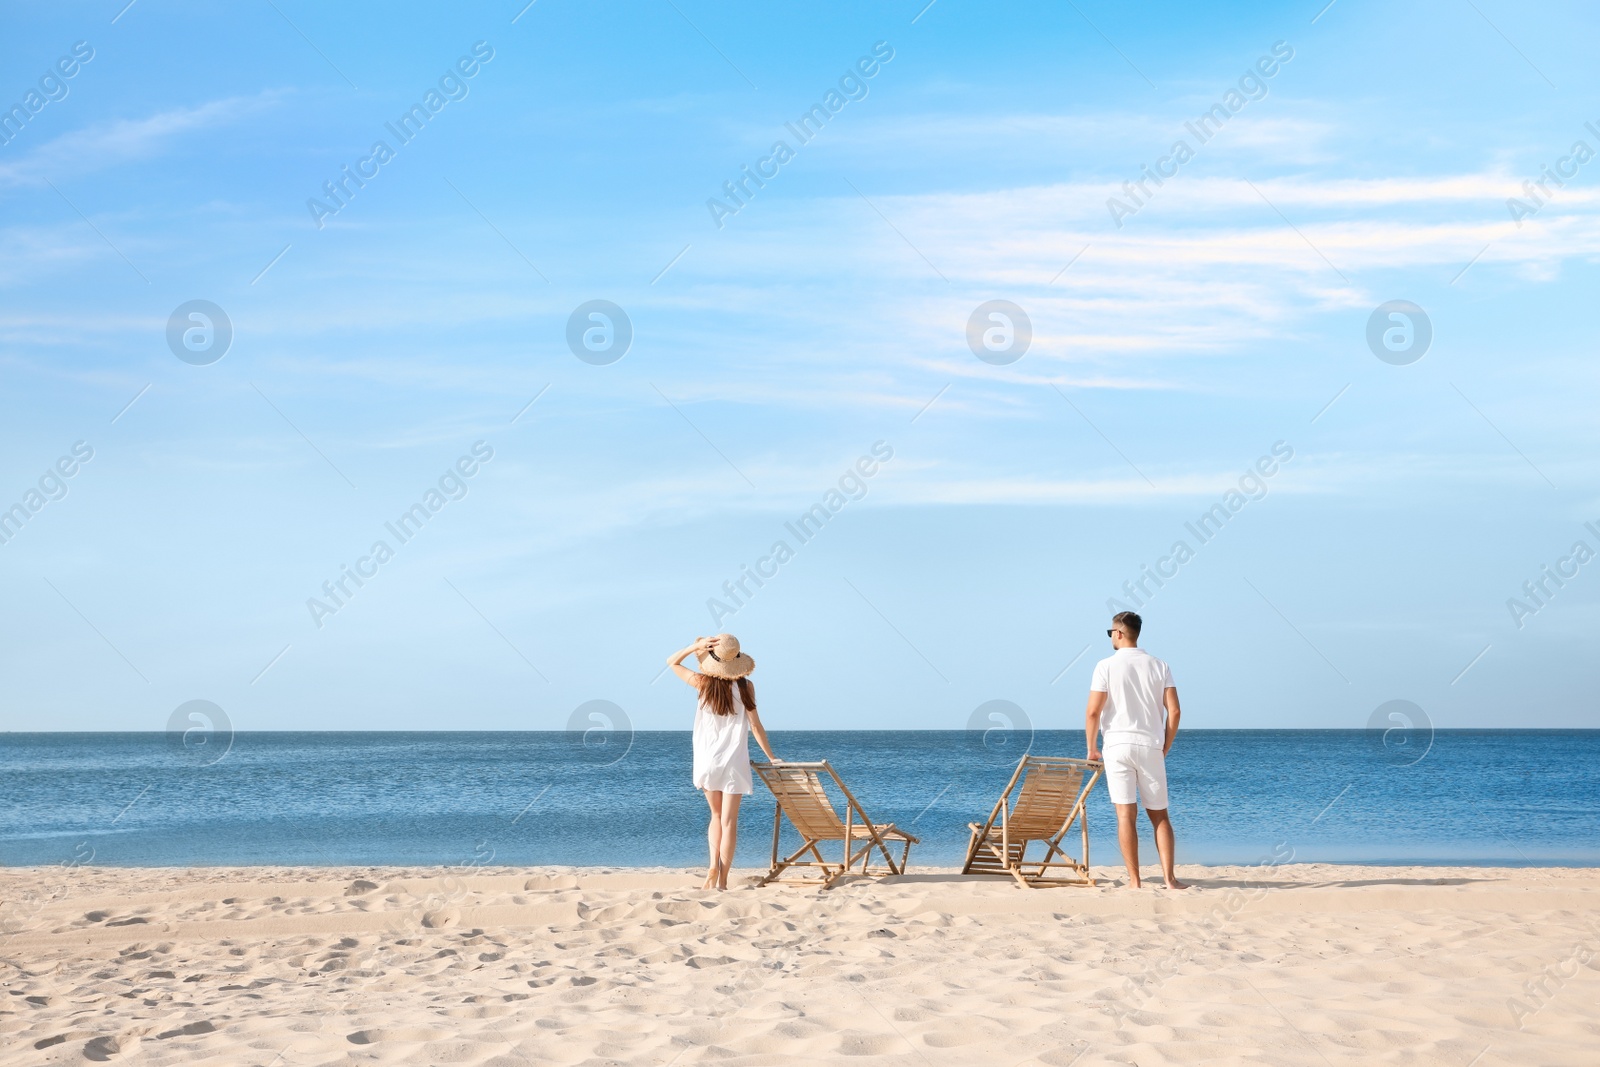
[[1162, 686, 1181, 756], [1085, 690, 1107, 761]]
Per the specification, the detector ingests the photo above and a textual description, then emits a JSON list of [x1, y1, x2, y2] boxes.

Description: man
[[1084, 611, 1187, 889]]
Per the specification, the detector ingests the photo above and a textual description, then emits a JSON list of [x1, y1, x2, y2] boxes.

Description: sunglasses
[[1106, 629, 1125, 637]]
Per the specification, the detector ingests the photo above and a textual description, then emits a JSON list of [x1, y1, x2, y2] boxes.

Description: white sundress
[[692, 685, 753, 795]]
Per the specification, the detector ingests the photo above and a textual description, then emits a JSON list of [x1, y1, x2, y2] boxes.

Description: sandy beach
[[2, 863, 1595, 1065]]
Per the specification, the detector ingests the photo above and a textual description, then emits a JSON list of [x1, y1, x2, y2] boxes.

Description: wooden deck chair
[[751, 761, 918, 888], [961, 755, 1103, 888]]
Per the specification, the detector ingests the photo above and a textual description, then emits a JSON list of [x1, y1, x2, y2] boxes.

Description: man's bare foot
[[1161, 877, 1190, 890]]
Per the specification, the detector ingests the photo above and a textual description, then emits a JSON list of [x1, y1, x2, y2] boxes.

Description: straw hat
[[697, 633, 754, 679]]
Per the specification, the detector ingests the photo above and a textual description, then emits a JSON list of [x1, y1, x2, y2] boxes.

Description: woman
[[667, 633, 779, 890]]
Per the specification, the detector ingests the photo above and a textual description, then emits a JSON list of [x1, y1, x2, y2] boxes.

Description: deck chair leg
[[1034, 839, 1059, 880], [983, 841, 1030, 888], [1007, 861, 1033, 890], [962, 830, 981, 872], [843, 805, 853, 876], [872, 833, 899, 874], [850, 835, 900, 876], [760, 835, 826, 886], [763, 834, 813, 886], [813, 841, 846, 885], [1031, 809, 1094, 885], [1082, 811, 1094, 886], [853, 833, 895, 876], [850, 833, 902, 879], [1035, 839, 1086, 884]]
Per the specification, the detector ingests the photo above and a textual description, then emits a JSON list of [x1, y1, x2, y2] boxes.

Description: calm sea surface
[[3, 731, 1597, 868]]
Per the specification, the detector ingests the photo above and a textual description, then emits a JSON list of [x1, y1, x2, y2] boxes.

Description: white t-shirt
[[1090, 647, 1174, 749]]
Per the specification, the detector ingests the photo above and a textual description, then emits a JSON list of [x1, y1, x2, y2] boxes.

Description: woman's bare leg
[[703, 791, 724, 889], [716, 794, 743, 890]]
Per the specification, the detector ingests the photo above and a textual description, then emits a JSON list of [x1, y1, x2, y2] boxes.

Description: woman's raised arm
[[667, 637, 713, 686]]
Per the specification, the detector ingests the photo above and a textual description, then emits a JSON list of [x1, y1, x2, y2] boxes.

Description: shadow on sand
[[833, 872, 1500, 890]]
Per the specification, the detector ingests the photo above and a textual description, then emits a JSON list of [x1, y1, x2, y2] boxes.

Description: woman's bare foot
[[701, 872, 717, 889], [1162, 878, 1190, 890]]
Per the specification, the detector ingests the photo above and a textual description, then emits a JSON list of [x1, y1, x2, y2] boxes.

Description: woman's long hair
[[698, 674, 755, 717]]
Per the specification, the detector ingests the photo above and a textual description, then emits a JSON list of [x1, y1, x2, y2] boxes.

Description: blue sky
[[2, 0, 1597, 734]]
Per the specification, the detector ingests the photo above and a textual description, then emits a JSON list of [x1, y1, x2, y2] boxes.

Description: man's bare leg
[[1114, 802, 1143, 887], [1146, 807, 1188, 889]]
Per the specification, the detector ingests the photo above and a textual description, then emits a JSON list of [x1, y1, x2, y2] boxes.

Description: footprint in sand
[[685, 956, 737, 968], [524, 875, 579, 890], [836, 1033, 899, 1056], [346, 1027, 447, 1044], [922, 1030, 983, 1048], [83, 1033, 141, 1060]]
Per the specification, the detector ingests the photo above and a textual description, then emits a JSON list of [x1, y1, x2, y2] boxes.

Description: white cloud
[[0, 93, 282, 189]]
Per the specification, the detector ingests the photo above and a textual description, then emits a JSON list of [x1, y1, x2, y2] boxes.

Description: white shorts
[[1103, 743, 1168, 809]]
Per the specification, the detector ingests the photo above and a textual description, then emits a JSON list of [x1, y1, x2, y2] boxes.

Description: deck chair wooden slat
[[961, 755, 1102, 889], [752, 761, 918, 888]]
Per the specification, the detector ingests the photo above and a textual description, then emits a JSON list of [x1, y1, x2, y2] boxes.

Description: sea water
[[3, 730, 1597, 868]]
